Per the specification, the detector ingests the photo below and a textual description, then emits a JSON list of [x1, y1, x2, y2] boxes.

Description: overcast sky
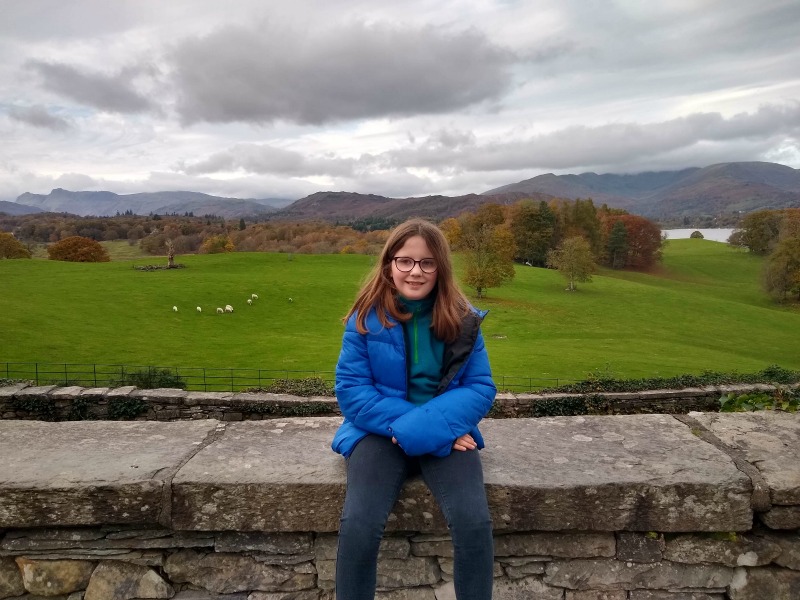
[[2, 0, 799, 202]]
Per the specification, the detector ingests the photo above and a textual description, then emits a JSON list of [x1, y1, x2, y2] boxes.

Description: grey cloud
[[28, 61, 154, 113], [171, 22, 514, 125], [8, 105, 71, 131], [429, 128, 476, 149], [386, 103, 800, 172], [181, 144, 357, 177]]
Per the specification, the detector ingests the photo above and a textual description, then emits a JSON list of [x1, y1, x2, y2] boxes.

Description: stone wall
[[0, 392, 798, 599], [3, 382, 797, 422]]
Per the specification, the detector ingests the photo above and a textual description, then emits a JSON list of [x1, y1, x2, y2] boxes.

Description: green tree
[[763, 237, 800, 302], [690, 230, 704, 239], [47, 236, 110, 262], [547, 236, 595, 291], [0, 232, 32, 259], [606, 221, 629, 269], [510, 200, 556, 267], [733, 210, 783, 254]]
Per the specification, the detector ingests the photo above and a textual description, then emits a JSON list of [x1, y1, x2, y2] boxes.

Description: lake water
[[662, 228, 735, 243]]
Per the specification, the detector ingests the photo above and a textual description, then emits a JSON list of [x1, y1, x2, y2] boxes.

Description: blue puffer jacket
[[332, 305, 496, 458]]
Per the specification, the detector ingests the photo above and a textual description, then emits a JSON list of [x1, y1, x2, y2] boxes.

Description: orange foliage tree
[[0, 232, 31, 259], [47, 236, 110, 262]]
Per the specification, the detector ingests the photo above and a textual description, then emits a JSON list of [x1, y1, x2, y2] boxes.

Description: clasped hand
[[391, 434, 476, 452]]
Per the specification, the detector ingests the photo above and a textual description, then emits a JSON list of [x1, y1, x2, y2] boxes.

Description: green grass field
[[1, 239, 798, 387]]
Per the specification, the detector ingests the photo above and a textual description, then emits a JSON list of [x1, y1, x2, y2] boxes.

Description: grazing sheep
[[216, 307, 224, 314], [251, 294, 258, 300], [196, 306, 202, 313], [225, 304, 234, 313], [288, 297, 293, 303], [173, 306, 178, 312], [247, 299, 252, 305]]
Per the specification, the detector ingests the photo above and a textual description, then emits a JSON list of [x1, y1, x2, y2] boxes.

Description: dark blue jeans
[[336, 434, 493, 599]]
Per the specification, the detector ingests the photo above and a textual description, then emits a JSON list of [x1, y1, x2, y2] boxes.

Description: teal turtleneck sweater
[[399, 295, 445, 406]]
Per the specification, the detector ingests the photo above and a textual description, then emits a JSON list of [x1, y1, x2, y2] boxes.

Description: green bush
[[10, 396, 57, 420], [243, 377, 334, 397], [542, 365, 800, 394], [110, 367, 187, 390], [108, 397, 149, 420], [719, 388, 799, 412]]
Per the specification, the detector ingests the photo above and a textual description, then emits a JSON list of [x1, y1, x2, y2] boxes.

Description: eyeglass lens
[[394, 257, 437, 273]]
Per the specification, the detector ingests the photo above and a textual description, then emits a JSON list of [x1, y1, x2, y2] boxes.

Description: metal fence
[[0, 362, 575, 393]]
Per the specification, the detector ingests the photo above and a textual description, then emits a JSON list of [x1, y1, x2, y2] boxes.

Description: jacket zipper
[[412, 308, 419, 364]]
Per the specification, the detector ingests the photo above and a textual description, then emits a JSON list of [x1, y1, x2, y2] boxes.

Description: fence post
[[93, 364, 97, 387], [35, 363, 39, 385]]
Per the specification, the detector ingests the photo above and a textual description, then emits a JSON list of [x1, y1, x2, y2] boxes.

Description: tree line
[[2, 200, 664, 296], [0, 213, 390, 257], [442, 199, 664, 296]]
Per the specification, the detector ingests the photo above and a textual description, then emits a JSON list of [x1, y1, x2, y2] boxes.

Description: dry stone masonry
[[3, 382, 798, 422], [0, 385, 798, 599]]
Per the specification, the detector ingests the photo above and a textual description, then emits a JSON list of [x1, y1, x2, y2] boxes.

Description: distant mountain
[[483, 162, 800, 218], [0, 200, 43, 215], [13, 189, 284, 218], [8, 161, 799, 223]]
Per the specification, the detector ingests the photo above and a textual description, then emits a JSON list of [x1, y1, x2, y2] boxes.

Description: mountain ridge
[[4, 161, 798, 222]]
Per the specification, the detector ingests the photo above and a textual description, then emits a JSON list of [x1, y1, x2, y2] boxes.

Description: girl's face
[[390, 235, 438, 301]]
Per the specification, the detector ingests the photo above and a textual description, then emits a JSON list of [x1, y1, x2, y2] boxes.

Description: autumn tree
[[447, 204, 516, 298], [0, 232, 31, 259], [47, 236, 110, 262], [547, 236, 595, 291], [200, 234, 235, 254], [601, 214, 663, 269], [762, 237, 800, 302]]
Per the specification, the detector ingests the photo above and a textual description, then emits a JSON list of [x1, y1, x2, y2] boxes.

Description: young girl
[[332, 218, 496, 599]]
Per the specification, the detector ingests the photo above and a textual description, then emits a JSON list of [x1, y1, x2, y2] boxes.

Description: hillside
[[0, 200, 42, 216], [1, 242, 798, 381], [275, 190, 542, 222], [483, 162, 800, 219]]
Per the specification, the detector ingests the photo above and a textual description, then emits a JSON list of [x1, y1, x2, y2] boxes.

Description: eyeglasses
[[392, 257, 437, 274]]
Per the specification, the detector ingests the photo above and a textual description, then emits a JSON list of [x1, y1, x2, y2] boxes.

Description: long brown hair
[[344, 218, 469, 343]]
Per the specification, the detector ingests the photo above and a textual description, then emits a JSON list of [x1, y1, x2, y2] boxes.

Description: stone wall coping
[[3, 381, 797, 408], [1, 410, 798, 535]]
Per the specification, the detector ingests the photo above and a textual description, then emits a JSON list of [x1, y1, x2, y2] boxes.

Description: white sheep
[[247, 299, 252, 305], [225, 304, 234, 313], [216, 307, 224, 314], [196, 306, 202, 313], [251, 294, 258, 300], [173, 306, 178, 312], [288, 297, 293, 303]]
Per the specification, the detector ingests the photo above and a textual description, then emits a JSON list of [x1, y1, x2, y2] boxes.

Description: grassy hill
[[1, 239, 798, 389]]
